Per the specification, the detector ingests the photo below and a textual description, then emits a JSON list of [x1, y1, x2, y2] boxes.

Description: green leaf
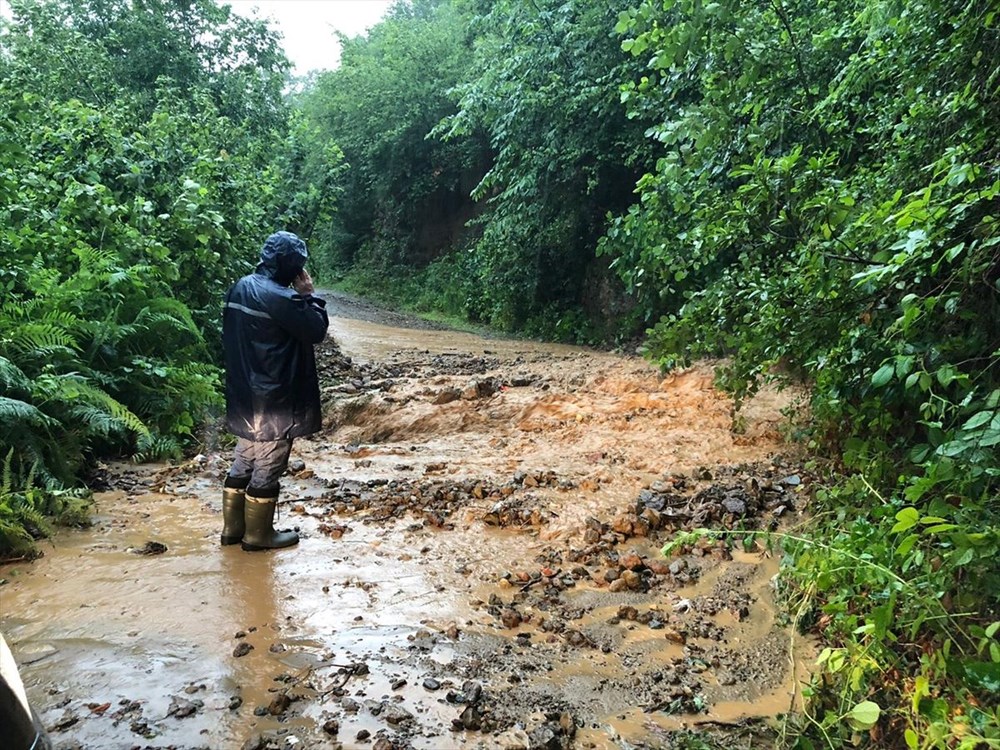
[[961, 410, 994, 430], [891, 507, 920, 533], [895, 533, 919, 557], [848, 700, 881, 728], [872, 364, 895, 388], [904, 729, 918, 749]]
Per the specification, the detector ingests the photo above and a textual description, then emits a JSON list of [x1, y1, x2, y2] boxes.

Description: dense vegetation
[[0, 0, 997, 746]]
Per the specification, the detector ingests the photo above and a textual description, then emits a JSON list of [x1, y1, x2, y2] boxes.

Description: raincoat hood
[[256, 231, 308, 286]]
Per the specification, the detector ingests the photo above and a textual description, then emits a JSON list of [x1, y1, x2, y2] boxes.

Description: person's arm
[[269, 271, 329, 344]]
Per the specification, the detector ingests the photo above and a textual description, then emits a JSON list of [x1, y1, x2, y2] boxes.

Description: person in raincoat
[[220, 231, 329, 551]]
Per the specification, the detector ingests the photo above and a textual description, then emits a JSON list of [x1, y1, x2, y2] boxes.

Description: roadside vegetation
[[1, 0, 997, 746]]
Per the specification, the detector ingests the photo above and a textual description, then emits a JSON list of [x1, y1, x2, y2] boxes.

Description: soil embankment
[[1, 291, 813, 749]]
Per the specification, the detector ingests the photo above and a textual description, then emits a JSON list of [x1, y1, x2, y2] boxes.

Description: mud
[[1, 291, 814, 749]]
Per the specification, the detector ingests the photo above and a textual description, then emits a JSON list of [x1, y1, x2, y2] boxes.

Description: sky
[[0, 0, 393, 77], [227, 0, 394, 76]]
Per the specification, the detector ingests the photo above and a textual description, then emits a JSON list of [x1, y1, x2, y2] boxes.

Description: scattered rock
[[233, 642, 254, 658], [132, 541, 167, 555], [167, 696, 201, 718]]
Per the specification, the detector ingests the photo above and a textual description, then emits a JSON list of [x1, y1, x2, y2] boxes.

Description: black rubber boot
[[241, 485, 299, 552], [221, 476, 249, 545]]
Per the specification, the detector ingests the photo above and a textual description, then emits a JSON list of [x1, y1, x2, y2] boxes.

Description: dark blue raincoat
[[223, 232, 329, 441]]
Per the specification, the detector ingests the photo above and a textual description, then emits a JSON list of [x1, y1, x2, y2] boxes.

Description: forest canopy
[[1, 0, 997, 746]]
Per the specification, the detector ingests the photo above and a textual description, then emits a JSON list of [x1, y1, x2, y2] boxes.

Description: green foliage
[[0, 0, 291, 554], [434, 0, 651, 331], [298, 0, 479, 274], [607, 0, 1000, 745]]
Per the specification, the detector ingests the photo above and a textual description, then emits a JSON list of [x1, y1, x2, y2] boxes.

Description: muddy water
[[1, 293, 812, 749]]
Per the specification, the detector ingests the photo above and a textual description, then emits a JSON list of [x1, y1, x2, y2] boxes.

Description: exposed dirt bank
[[1, 292, 814, 750]]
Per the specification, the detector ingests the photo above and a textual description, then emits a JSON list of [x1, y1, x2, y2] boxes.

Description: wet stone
[[167, 696, 201, 718], [356, 729, 371, 741], [241, 735, 267, 750], [233, 642, 254, 658], [382, 702, 414, 725], [422, 677, 441, 691], [229, 696, 243, 711], [132, 540, 167, 555], [391, 678, 407, 690], [322, 719, 340, 735], [49, 709, 79, 731], [268, 693, 291, 716], [501, 608, 522, 629]]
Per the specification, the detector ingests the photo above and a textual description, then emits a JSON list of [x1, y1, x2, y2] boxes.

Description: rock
[[617, 606, 638, 621], [356, 729, 371, 741], [620, 551, 644, 571], [609, 578, 628, 593], [621, 569, 642, 590], [233, 642, 253, 658], [268, 693, 291, 716], [382, 703, 414, 725], [640, 507, 662, 529], [462, 680, 483, 704], [132, 541, 167, 555], [722, 497, 747, 516], [241, 734, 267, 750], [500, 608, 522, 629], [49, 709, 79, 731], [457, 704, 482, 730], [781, 474, 802, 486], [268, 642, 286, 653], [668, 559, 686, 576], [373, 738, 396, 750], [434, 388, 461, 405], [527, 724, 562, 750], [603, 568, 619, 583], [663, 628, 687, 645], [495, 727, 531, 749], [167, 696, 200, 718], [322, 719, 340, 735], [289, 458, 307, 473], [422, 678, 441, 691], [391, 678, 407, 690], [342, 698, 361, 713], [646, 559, 671, 576], [611, 514, 634, 535], [229, 696, 243, 711]]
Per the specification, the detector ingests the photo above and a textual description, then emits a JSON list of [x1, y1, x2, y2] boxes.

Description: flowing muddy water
[[1, 291, 815, 750]]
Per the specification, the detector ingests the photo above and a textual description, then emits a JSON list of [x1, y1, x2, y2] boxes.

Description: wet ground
[[1, 291, 815, 750]]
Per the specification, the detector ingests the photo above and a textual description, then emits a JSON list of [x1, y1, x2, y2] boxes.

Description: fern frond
[[0, 357, 30, 393], [34, 374, 149, 436], [0, 396, 57, 427], [5, 323, 78, 354]]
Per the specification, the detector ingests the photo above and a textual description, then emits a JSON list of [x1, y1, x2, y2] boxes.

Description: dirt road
[[1, 291, 813, 749]]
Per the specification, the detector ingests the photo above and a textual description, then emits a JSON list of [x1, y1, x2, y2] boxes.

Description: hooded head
[[257, 231, 308, 286]]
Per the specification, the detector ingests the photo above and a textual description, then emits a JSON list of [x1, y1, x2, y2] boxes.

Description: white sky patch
[[227, 0, 393, 75]]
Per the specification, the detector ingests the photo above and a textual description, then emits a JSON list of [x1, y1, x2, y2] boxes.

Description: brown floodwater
[[1, 293, 812, 749]]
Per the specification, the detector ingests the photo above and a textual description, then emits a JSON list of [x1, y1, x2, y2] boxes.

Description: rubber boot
[[241, 486, 299, 552], [221, 477, 248, 546]]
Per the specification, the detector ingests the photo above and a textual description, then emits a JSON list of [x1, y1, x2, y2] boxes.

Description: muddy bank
[[1, 296, 813, 749]]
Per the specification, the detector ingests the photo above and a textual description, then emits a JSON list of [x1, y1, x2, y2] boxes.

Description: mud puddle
[[1, 291, 814, 749]]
